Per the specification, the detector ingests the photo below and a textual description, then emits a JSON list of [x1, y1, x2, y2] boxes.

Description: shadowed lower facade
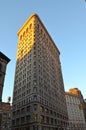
[[11, 14, 68, 130]]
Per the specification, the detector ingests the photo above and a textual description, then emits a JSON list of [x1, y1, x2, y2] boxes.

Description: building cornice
[[0, 52, 10, 63]]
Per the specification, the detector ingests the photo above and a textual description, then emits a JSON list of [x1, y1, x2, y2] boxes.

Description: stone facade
[[65, 89, 86, 130], [12, 14, 68, 130]]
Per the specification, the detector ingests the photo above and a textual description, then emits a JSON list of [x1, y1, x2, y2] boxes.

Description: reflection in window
[[34, 95, 37, 101], [40, 115, 44, 123], [40, 106, 44, 112]]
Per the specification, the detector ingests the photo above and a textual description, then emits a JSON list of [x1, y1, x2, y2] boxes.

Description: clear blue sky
[[0, 0, 86, 102]]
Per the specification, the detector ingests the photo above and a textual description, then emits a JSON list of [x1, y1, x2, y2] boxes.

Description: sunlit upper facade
[[12, 14, 68, 130]]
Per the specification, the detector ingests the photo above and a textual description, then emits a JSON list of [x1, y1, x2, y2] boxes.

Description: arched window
[[29, 23, 32, 29], [20, 35, 22, 40], [26, 28, 28, 33], [23, 31, 25, 37]]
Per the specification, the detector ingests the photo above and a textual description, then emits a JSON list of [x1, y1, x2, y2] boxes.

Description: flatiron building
[[12, 14, 68, 130]]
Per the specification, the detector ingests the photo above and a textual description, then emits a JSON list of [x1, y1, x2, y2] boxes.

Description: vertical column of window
[[33, 20, 38, 84], [27, 31, 32, 93], [32, 26, 38, 104], [43, 41, 49, 97], [32, 41, 38, 90]]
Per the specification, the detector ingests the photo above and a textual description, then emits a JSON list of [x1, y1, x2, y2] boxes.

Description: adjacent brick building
[[1, 102, 12, 130]]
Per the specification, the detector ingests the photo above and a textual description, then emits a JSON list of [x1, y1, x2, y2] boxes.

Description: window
[[17, 110, 20, 115], [34, 104, 37, 111], [20, 35, 22, 40], [37, 24, 39, 29], [33, 80, 37, 86], [29, 97, 31, 102], [30, 23, 32, 29], [50, 110, 53, 115], [40, 106, 44, 112], [27, 106, 30, 112], [12, 120, 15, 126], [34, 95, 37, 101], [26, 28, 28, 33], [41, 29, 42, 34], [45, 108, 49, 114], [21, 117, 25, 123], [51, 118, 53, 124], [21, 108, 25, 114], [26, 115, 30, 123], [46, 117, 49, 124], [16, 118, 20, 125], [33, 87, 37, 93], [23, 31, 25, 37], [40, 115, 44, 123]]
